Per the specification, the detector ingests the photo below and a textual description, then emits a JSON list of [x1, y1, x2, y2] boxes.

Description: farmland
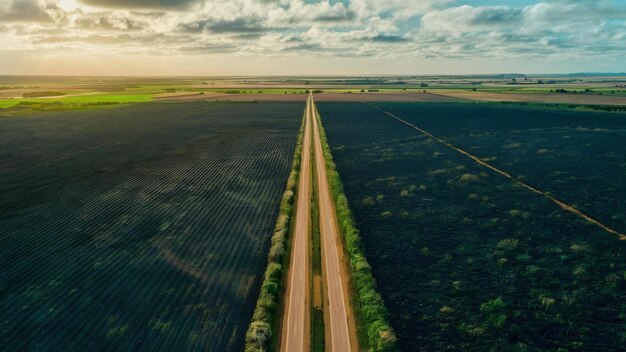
[[2, 74, 626, 352], [319, 102, 626, 351], [2, 75, 625, 116], [0, 101, 301, 351]]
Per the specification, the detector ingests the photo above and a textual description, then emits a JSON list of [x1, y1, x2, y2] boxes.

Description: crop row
[[0, 103, 301, 351]]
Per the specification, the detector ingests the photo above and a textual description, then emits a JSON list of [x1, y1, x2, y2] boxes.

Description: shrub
[[245, 321, 272, 352], [481, 297, 507, 329], [496, 238, 519, 251], [362, 196, 375, 205], [459, 173, 480, 183]]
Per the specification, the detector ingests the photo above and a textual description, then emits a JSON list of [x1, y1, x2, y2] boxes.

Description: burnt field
[[319, 102, 626, 351], [0, 101, 301, 351]]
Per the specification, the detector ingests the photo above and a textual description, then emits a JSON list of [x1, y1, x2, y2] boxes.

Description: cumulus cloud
[[0, 0, 625, 70]]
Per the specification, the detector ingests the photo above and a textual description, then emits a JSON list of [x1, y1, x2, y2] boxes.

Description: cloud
[[0, 0, 55, 22], [206, 18, 264, 33], [270, 0, 353, 23], [179, 18, 268, 34], [349, 0, 453, 20], [78, 0, 200, 9], [421, 5, 522, 32], [370, 34, 409, 43], [0, 0, 625, 73], [72, 12, 146, 31]]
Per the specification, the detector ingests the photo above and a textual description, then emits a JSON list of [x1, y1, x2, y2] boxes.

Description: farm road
[[280, 94, 357, 351], [312, 97, 356, 352], [281, 95, 312, 352]]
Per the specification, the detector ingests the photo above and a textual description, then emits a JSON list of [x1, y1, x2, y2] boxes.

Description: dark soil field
[[318, 102, 626, 351], [0, 101, 301, 351], [375, 103, 626, 233]]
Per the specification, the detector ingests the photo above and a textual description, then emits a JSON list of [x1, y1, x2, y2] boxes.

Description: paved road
[[281, 95, 312, 352], [311, 97, 353, 352]]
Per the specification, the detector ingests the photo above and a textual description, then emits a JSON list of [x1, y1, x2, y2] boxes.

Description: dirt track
[[312, 96, 357, 351], [280, 95, 312, 352]]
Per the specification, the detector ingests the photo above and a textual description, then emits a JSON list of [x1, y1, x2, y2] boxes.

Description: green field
[[0, 93, 153, 112]]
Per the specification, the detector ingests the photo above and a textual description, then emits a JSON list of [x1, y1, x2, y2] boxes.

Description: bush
[[245, 321, 271, 352], [481, 297, 507, 330]]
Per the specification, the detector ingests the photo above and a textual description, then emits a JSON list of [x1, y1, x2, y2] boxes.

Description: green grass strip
[[244, 108, 306, 352], [0, 94, 153, 110], [310, 142, 325, 352], [314, 108, 398, 352]]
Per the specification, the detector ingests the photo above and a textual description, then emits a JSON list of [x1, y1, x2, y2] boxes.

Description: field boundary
[[245, 108, 306, 352], [314, 106, 398, 351], [368, 103, 626, 240]]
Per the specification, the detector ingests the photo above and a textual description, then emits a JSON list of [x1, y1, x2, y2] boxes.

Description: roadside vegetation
[[314, 109, 398, 351], [245, 110, 306, 352]]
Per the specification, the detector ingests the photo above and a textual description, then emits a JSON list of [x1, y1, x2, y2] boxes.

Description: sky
[[0, 0, 624, 76]]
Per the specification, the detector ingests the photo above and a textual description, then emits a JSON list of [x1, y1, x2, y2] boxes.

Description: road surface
[[280, 95, 312, 352], [311, 97, 354, 352]]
